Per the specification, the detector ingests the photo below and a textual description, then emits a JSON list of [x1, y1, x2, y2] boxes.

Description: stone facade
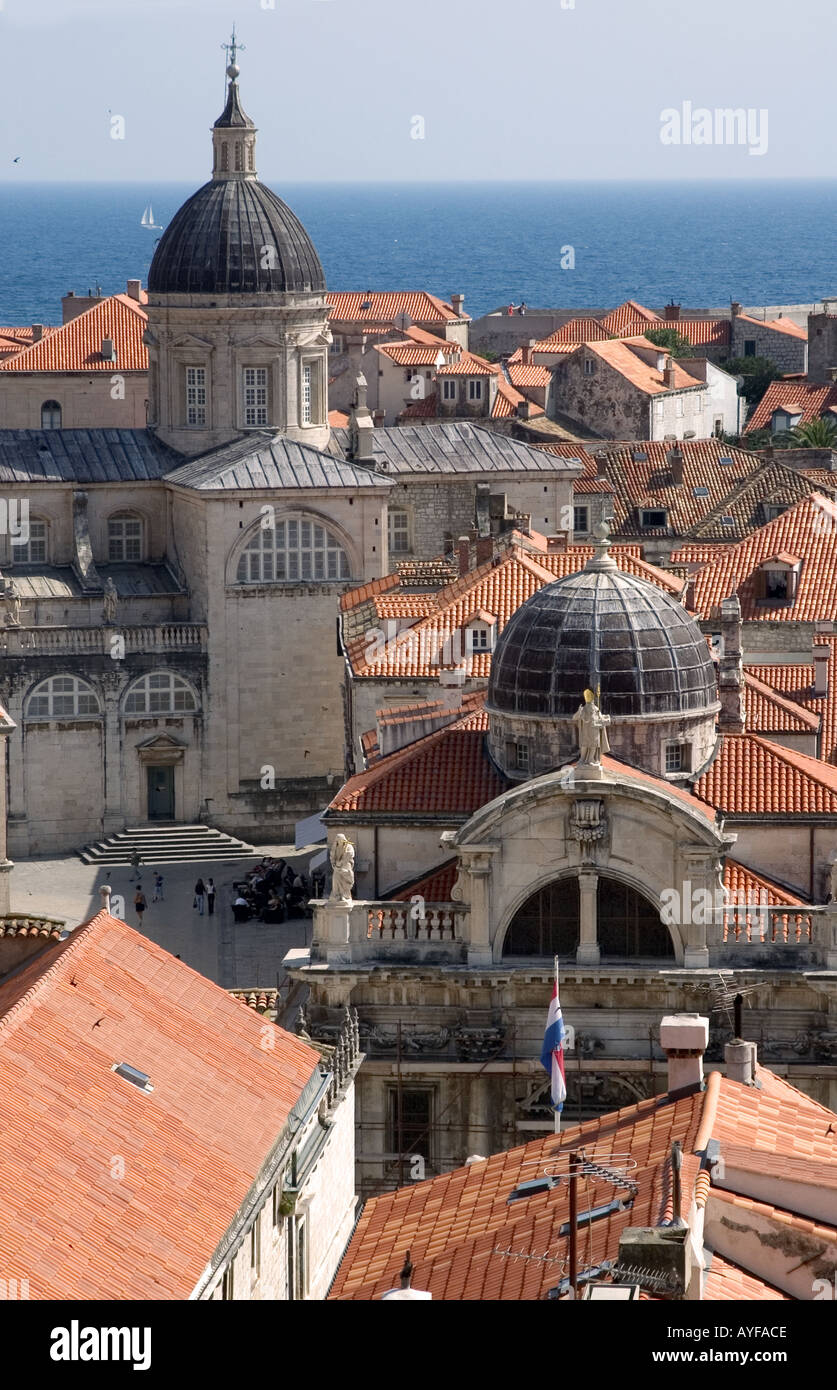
[[807, 310, 837, 384], [0, 371, 147, 430], [730, 312, 808, 374], [550, 348, 712, 441]]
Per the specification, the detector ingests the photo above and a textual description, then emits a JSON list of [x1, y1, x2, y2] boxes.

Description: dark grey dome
[[487, 564, 717, 718], [148, 179, 326, 295]]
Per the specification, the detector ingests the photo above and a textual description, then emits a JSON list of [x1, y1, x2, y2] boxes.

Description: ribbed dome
[[148, 179, 326, 295], [487, 565, 717, 718]]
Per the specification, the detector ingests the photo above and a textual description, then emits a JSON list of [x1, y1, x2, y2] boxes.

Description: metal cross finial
[[222, 25, 245, 80]]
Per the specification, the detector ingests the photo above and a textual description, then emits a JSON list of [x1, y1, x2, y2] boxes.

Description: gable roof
[[599, 300, 662, 333], [0, 295, 148, 374], [748, 635, 837, 764], [330, 1064, 832, 1301], [744, 670, 820, 735], [326, 291, 467, 325], [736, 313, 808, 341], [0, 429, 178, 483], [331, 422, 583, 477], [687, 493, 837, 622], [746, 381, 837, 435], [578, 339, 703, 395], [0, 910, 320, 1300], [693, 732, 837, 816], [164, 433, 394, 491]]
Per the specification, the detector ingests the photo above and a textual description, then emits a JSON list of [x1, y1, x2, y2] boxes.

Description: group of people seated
[[231, 858, 318, 923]]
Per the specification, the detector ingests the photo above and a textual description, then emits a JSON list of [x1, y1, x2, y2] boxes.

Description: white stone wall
[[0, 372, 148, 430]]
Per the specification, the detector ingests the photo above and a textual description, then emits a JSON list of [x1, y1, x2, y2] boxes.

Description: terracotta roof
[[580, 339, 703, 396], [737, 313, 808, 341], [437, 355, 496, 377], [599, 300, 663, 334], [377, 344, 450, 367], [748, 636, 837, 764], [666, 319, 731, 347], [492, 376, 543, 419], [0, 914, 65, 940], [0, 295, 148, 374], [722, 858, 803, 908], [326, 292, 467, 325], [529, 319, 613, 346], [744, 671, 820, 734], [689, 493, 837, 622], [0, 911, 320, 1300], [694, 732, 837, 816], [397, 392, 440, 420], [331, 1065, 834, 1301], [507, 362, 553, 388], [328, 408, 349, 427], [746, 381, 837, 434], [328, 704, 503, 816], [391, 858, 458, 901]]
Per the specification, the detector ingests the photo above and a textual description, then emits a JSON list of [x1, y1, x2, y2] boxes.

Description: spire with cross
[[222, 25, 246, 83]]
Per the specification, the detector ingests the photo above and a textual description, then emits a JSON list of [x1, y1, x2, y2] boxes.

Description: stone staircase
[[77, 824, 256, 866]]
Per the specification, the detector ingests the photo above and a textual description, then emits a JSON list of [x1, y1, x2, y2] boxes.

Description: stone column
[[5, 685, 26, 858], [461, 848, 499, 967], [312, 899, 352, 965], [0, 704, 16, 914], [679, 848, 717, 968], [576, 870, 600, 966], [102, 672, 126, 835]]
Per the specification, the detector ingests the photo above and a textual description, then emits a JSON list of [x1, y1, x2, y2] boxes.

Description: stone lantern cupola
[[145, 30, 331, 456]]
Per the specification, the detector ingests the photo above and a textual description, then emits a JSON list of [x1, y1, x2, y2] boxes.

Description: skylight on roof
[[507, 1175, 558, 1204], [693, 486, 710, 497], [112, 1062, 153, 1093], [718, 456, 734, 464], [632, 451, 647, 461], [721, 516, 735, 525]]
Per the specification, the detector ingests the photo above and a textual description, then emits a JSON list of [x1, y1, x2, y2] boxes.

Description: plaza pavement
[[10, 843, 316, 991]]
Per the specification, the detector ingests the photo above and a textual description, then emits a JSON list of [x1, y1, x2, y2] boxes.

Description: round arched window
[[26, 675, 100, 719], [124, 672, 198, 715], [236, 517, 350, 583]]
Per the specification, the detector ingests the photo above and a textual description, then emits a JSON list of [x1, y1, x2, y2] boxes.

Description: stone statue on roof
[[102, 576, 118, 625], [573, 687, 610, 767], [329, 834, 355, 904], [4, 579, 21, 628]]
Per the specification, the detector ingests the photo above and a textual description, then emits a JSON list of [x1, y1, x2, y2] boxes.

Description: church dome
[[487, 534, 716, 720], [147, 179, 325, 295]]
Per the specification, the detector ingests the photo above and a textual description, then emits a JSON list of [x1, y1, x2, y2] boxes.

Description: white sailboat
[[141, 204, 162, 230]]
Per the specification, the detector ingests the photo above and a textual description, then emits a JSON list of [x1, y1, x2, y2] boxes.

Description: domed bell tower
[[145, 30, 331, 457]]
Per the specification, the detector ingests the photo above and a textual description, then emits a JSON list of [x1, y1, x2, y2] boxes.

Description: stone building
[[0, 902, 360, 1300], [0, 46, 579, 855], [549, 338, 721, 441], [286, 523, 837, 1197]]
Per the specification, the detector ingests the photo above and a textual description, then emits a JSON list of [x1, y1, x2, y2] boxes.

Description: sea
[[0, 179, 835, 325]]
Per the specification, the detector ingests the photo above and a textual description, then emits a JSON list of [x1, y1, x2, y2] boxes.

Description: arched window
[[236, 517, 351, 583], [26, 675, 100, 720], [41, 400, 61, 430], [108, 512, 144, 562], [124, 672, 198, 715], [12, 518, 47, 564], [503, 878, 580, 957], [388, 509, 410, 554]]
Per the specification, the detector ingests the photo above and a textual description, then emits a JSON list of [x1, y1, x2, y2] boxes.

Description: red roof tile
[[694, 732, 837, 815], [737, 313, 808, 341], [746, 380, 837, 434], [327, 292, 467, 325], [0, 911, 320, 1299], [744, 671, 820, 734], [0, 295, 148, 374], [599, 300, 663, 334], [580, 339, 703, 396]]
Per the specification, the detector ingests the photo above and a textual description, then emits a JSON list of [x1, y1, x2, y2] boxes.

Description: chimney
[[126, 279, 142, 302], [31, 324, 45, 343], [456, 536, 471, 576], [596, 454, 609, 479], [730, 301, 743, 318], [450, 293, 465, 319], [813, 641, 830, 697], [724, 993, 758, 1086], [349, 372, 374, 460], [101, 338, 116, 362], [718, 594, 745, 734], [663, 356, 676, 388], [522, 345, 532, 366], [475, 535, 494, 566], [381, 1252, 432, 1301], [546, 533, 568, 553], [99, 884, 112, 914], [667, 446, 684, 485], [660, 1014, 709, 1092], [664, 302, 681, 322], [683, 578, 696, 611], [372, 409, 385, 428]]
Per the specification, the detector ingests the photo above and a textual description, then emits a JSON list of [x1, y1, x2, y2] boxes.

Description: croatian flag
[[541, 976, 567, 1113]]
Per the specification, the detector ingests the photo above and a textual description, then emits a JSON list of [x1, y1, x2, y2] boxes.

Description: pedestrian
[[206, 877, 216, 915], [130, 848, 142, 881], [152, 872, 164, 902], [194, 877, 206, 916], [519, 301, 527, 316], [134, 884, 147, 923]]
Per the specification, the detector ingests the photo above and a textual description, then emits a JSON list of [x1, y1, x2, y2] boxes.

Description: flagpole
[[553, 955, 561, 1135]]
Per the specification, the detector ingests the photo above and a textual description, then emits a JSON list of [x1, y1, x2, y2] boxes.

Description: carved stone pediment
[[569, 799, 608, 864]]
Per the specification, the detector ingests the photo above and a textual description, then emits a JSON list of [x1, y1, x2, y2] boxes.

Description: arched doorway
[[501, 873, 674, 960]]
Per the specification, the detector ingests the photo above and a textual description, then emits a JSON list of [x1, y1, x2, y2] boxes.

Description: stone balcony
[[303, 896, 837, 971], [0, 622, 207, 657]]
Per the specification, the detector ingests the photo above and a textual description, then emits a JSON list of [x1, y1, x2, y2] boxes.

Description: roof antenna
[[669, 1140, 687, 1229], [733, 991, 743, 1041]]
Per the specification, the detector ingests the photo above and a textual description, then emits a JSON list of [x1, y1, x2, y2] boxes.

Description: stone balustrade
[[311, 897, 469, 964], [364, 901, 463, 943], [0, 623, 207, 656]]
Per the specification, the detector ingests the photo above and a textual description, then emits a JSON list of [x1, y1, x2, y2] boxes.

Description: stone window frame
[[123, 671, 199, 717], [442, 378, 457, 401], [466, 622, 495, 654], [299, 357, 324, 428], [11, 516, 49, 565], [41, 400, 62, 430], [573, 504, 589, 536], [183, 363, 209, 429], [663, 740, 690, 776], [467, 378, 483, 401], [241, 364, 271, 428], [640, 507, 668, 529], [107, 511, 145, 563], [387, 507, 411, 555], [232, 511, 354, 586], [25, 673, 102, 721]]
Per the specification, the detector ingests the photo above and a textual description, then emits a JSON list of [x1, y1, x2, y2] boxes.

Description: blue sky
[[1, 0, 834, 181]]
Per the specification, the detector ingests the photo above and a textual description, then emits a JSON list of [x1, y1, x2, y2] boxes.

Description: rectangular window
[[468, 379, 483, 401], [469, 627, 490, 651], [676, 396, 684, 418], [442, 379, 457, 401], [222, 1264, 234, 1301], [387, 1087, 433, 1165], [250, 1215, 261, 1279], [243, 366, 269, 427], [640, 509, 667, 529], [186, 366, 206, 427], [12, 519, 47, 564], [108, 516, 142, 563], [388, 510, 410, 553], [288, 1213, 308, 1301], [764, 568, 790, 601], [329, 335, 343, 355], [744, 340, 757, 357], [573, 506, 589, 534], [301, 362, 320, 424], [584, 359, 596, 376], [515, 742, 530, 772], [665, 743, 684, 773]]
